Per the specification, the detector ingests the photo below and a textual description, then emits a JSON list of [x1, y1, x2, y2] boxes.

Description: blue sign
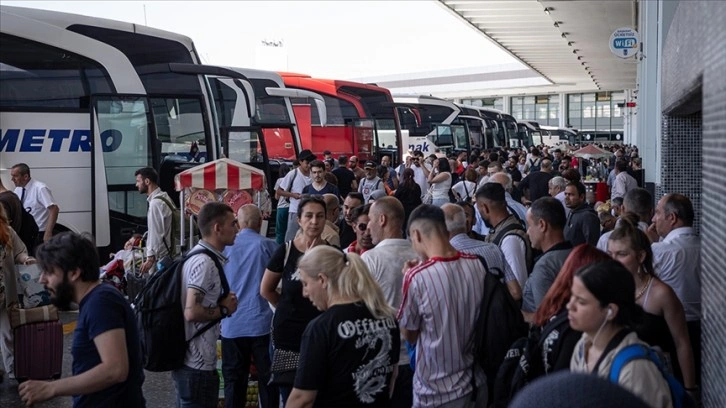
[[609, 28, 639, 59], [1, 128, 123, 152]]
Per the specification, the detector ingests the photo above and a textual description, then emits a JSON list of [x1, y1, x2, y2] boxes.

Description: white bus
[[0, 6, 288, 254]]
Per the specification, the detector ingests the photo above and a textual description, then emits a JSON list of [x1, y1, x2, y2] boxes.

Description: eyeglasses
[[357, 223, 368, 231]]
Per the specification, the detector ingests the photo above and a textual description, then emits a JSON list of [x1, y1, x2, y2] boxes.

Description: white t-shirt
[[358, 176, 384, 202], [15, 178, 56, 231], [181, 244, 225, 371], [280, 169, 311, 213], [274, 178, 289, 209], [410, 164, 429, 196], [430, 172, 452, 200], [500, 235, 529, 288], [451, 180, 476, 201]]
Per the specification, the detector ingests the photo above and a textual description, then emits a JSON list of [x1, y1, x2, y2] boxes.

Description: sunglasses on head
[[357, 223, 368, 231]]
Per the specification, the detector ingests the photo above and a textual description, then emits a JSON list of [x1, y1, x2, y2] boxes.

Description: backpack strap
[[592, 328, 632, 373], [183, 247, 231, 344], [283, 241, 292, 268], [153, 194, 177, 256], [609, 344, 649, 383], [286, 169, 299, 192]]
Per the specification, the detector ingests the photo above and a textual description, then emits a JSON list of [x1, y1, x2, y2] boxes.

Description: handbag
[[422, 185, 434, 205], [16, 264, 51, 308], [269, 347, 300, 386], [9, 304, 59, 329]]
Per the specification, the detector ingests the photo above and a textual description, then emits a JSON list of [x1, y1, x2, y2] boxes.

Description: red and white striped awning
[[174, 158, 265, 192]]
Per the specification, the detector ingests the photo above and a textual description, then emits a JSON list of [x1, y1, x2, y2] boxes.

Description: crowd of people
[[0, 142, 702, 407]]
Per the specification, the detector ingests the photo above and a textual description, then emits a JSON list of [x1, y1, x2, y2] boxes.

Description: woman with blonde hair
[[0, 204, 34, 381], [286, 245, 400, 408]]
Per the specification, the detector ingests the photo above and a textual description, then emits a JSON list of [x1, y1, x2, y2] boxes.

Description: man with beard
[[338, 192, 363, 249], [343, 204, 374, 255], [476, 183, 532, 285], [134, 167, 173, 273], [563, 182, 600, 246], [19, 232, 145, 407]]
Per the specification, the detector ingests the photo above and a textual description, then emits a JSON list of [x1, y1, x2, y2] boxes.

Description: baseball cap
[[364, 160, 377, 169], [297, 149, 317, 162]]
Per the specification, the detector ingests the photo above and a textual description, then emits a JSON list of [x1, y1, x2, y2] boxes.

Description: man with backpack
[[398, 204, 488, 407], [477, 183, 533, 289], [134, 167, 173, 273], [174, 202, 239, 408]]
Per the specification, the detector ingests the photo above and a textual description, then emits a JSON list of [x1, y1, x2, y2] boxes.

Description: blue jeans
[[172, 366, 219, 408], [222, 335, 278, 408], [275, 207, 289, 245]]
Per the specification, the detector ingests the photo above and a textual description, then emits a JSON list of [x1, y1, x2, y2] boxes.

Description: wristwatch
[[220, 306, 230, 318]]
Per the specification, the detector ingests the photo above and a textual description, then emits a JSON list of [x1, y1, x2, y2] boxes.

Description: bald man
[[489, 172, 527, 228], [221, 204, 279, 407]]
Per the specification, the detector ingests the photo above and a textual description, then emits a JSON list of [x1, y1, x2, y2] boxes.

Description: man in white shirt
[[648, 192, 702, 385], [11, 163, 59, 248], [276, 149, 315, 241], [610, 160, 638, 200], [477, 183, 532, 287], [362, 197, 417, 408], [547, 176, 570, 218], [134, 167, 174, 273], [406, 150, 430, 198]]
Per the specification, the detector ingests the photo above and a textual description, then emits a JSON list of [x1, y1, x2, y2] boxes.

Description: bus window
[[375, 118, 398, 149], [151, 97, 207, 162], [95, 97, 153, 219], [225, 129, 264, 164], [0, 33, 112, 110], [453, 125, 468, 150]]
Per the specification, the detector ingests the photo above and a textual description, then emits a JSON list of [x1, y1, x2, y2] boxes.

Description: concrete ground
[[0, 311, 178, 408]]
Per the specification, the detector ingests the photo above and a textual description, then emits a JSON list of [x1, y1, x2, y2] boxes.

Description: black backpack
[[18, 207, 39, 251], [528, 158, 541, 172], [133, 247, 229, 372], [471, 256, 529, 404], [491, 312, 571, 407]]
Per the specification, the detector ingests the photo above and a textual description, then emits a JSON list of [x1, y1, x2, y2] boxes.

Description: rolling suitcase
[[13, 314, 63, 381]]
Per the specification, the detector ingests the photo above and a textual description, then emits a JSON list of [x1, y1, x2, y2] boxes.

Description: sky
[[2, 0, 522, 79]]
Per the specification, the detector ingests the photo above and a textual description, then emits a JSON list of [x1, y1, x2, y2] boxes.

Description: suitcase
[[14, 320, 63, 381]]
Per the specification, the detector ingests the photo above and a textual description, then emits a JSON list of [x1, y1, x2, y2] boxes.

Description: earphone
[[606, 308, 613, 318]]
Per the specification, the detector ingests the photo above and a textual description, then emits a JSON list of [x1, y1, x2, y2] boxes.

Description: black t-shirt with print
[[266, 242, 322, 351], [295, 302, 400, 407]]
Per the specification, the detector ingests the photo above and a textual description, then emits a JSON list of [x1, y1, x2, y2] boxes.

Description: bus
[[518, 120, 544, 147], [209, 67, 328, 182], [540, 125, 579, 146], [0, 6, 266, 255], [394, 96, 507, 157], [279, 73, 403, 164]]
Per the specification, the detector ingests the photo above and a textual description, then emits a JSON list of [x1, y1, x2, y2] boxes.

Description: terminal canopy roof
[[438, 0, 638, 92]]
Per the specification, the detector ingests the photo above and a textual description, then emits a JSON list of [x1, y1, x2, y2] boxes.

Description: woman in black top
[[260, 196, 328, 403], [287, 246, 400, 408], [393, 168, 421, 229], [606, 214, 696, 391]]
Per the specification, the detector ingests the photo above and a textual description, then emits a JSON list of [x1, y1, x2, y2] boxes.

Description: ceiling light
[[577, 56, 583, 60], [544, 7, 552, 15], [572, 49, 580, 55], [554, 21, 562, 28], [568, 41, 574, 47], [581, 61, 586, 66], [561, 32, 568, 39]]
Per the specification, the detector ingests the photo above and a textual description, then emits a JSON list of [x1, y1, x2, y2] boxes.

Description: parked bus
[[279, 73, 402, 164], [518, 120, 544, 147], [540, 125, 579, 146], [0, 6, 263, 255]]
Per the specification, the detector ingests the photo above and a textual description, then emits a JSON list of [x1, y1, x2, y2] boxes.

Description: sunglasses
[[357, 223, 368, 231]]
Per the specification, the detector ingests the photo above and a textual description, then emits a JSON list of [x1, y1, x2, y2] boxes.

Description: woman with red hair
[[532, 244, 611, 374]]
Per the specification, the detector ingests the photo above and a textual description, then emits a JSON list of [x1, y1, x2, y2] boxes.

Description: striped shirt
[[450, 233, 518, 284], [398, 252, 487, 407]]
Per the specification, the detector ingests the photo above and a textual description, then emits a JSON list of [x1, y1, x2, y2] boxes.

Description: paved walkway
[[0, 311, 178, 407]]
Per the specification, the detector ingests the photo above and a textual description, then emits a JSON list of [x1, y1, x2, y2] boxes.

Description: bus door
[[457, 115, 488, 153], [91, 95, 155, 251], [352, 119, 375, 162]]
